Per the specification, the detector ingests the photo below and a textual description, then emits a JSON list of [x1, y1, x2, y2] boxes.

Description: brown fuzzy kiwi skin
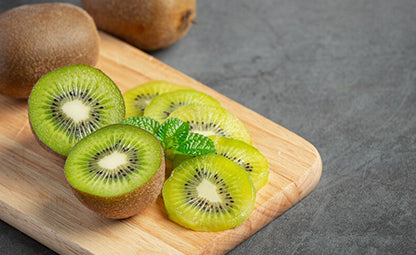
[[81, 0, 196, 51], [28, 119, 66, 159], [69, 148, 165, 219], [0, 3, 100, 99]]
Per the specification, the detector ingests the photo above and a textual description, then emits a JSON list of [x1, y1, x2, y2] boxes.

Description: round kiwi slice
[[143, 89, 221, 122], [28, 65, 125, 157], [163, 154, 255, 231], [65, 124, 165, 219], [167, 104, 252, 144], [210, 136, 269, 191], [172, 137, 269, 191], [123, 80, 186, 118]]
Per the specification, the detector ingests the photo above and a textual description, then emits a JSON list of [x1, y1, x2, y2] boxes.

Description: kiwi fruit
[[65, 124, 165, 219], [123, 80, 186, 118], [172, 137, 269, 191], [167, 104, 252, 145], [210, 137, 269, 191], [143, 90, 221, 123], [163, 154, 255, 231], [81, 0, 196, 51], [28, 65, 125, 157], [0, 3, 99, 98]]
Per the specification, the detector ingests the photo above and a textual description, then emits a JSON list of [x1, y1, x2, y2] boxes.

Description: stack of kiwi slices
[[123, 80, 270, 231]]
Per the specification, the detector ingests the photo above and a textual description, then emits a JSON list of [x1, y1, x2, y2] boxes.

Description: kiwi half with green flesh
[[123, 80, 186, 118], [28, 65, 125, 157], [65, 124, 165, 219], [163, 154, 255, 231], [167, 104, 252, 145], [143, 89, 221, 123]]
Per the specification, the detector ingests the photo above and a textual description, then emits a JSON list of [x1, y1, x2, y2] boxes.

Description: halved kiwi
[[28, 65, 125, 157], [210, 136, 269, 191], [123, 80, 186, 118], [143, 89, 221, 122], [163, 154, 255, 231], [167, 104, 252, 144], [65, 124, 164, 219]]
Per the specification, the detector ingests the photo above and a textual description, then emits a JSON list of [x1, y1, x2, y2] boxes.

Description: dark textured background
[[1, 0, 415, 254]]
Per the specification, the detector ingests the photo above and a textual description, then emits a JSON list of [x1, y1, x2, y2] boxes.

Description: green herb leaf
[[175, 132, 216, 156], [122, 116, 160, 136], [124, 116, 216, 158], [157, 118, 190, 149]]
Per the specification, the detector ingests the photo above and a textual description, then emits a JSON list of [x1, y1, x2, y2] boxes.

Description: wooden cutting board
[[0, 32, 322, 255]]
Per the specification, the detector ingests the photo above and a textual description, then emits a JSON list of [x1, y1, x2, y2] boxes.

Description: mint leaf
[[175, 132, 216, 156], [123, 116, 215, 158], [157, 118, 190, 149], [122, 116, 160, 136]]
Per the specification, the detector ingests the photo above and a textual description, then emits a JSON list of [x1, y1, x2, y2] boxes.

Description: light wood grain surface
[[0, 32, 322, 254]]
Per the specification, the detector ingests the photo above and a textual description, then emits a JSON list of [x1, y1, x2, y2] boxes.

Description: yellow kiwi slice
[[123, 80, 186, 118], [163, 154, 255, 231], [167, 104, 252, 144], [144, 89, 221, 122]]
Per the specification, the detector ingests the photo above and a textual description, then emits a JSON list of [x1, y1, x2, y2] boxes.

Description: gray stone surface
[[1, 0, 415, 254]]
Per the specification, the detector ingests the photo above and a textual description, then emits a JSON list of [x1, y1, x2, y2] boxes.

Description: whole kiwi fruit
[[0, 3, 100, 98], [81, 0, 196, 51]]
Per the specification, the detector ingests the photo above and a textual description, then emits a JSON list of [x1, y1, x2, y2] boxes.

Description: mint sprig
[[122, 116, 215, 158], [122, 116, 160, 135]]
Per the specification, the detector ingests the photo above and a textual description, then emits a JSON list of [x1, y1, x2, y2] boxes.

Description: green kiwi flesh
[[65, 124, 165, 219], [123, 80, 186, 118], [144, 89, 221, 122], [163, 154, 255, 231], [167, 104, 252, 144], [28, 65, 125, 157], [210, 136, 269, 191]]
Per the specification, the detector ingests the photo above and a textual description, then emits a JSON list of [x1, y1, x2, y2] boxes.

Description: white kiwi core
[[98, 151, 128, 170], [196, 179, 222, 202], [62, 99, 91, 123], [193, 130, 217, 137]]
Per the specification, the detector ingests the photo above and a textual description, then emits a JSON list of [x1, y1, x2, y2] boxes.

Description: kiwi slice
[[172, 137, 269, 191], [143, 89, 221, 122], [123, 80, 186, 118], [28, 65, 125, 157], [167, 104, 252, 144], [163, 154, 255, 231], [65, 124, 165, 219], [211, 137, 269, 191]]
